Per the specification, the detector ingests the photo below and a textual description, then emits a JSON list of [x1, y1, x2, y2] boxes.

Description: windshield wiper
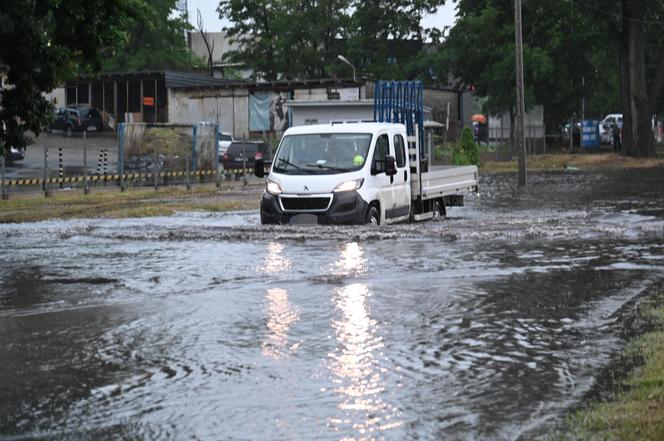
[[277, 158, 303, 170], [305, 163, 347, 172]]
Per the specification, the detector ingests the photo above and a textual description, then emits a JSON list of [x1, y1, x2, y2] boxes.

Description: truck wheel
[[366, 206, 380, 225], [433, 200, 445, 220]]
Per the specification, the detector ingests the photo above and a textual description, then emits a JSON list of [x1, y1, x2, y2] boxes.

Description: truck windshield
[[273, 133, 372, 175]]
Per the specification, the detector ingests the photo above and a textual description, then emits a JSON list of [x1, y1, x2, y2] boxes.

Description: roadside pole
[[514, 0, 527, 187], [186, 156, 191, 191], [1, 154, 7, 200], [119, 123, 125, 192], [43, 143, 50, 197], [153, 150, 159, 191], [569, 115, 574, 153], [215, 124, 221, 188], [58, 147, 64, 189], [242, 149, 247, 186], [83, 130, 89, 194]]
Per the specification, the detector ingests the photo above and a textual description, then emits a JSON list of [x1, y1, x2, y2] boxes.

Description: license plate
[[235, 156, 244, 161], [289, 214, 318, 225]]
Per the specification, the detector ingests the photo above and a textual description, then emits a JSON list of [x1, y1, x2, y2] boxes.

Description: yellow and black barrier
[[3, 168, 261, 187]]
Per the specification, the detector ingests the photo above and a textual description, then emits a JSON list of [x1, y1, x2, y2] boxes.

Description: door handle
[[404, 170, 407, 182]]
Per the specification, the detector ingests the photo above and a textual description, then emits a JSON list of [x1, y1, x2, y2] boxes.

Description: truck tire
[[365, 205, 380, 225], [433, 200, 445, 220]]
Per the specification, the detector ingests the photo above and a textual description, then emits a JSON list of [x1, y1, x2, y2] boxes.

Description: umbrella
[[471, 114, 487, 124]]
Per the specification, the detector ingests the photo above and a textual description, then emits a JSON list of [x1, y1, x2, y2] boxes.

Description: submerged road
[[1, 169, 664, 440]]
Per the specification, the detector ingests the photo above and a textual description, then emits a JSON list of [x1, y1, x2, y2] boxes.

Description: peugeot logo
[[304, 185, 309, 191]]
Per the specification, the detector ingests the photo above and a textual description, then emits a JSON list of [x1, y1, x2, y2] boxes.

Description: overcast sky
[[187, 0, 458, 34]]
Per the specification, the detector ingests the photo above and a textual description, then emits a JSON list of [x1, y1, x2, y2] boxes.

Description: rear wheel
[[433, 200, 445, 220], [365, 205, 380, 225]]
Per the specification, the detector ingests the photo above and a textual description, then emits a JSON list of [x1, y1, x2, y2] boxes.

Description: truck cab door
[[369, 133, 394, 221], [392, 133, 411, 219]]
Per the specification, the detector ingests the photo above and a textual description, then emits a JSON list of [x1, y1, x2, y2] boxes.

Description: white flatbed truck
[[254, 81, 478, 225]]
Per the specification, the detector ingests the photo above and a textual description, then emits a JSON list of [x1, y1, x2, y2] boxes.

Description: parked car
[[5, 145, 25, 163], [561, 122, 581, 146], [49, 107, 103, 134], [221, 141, 270, 171], [601, 113, 623, 129], [218, 131, 234, 156]]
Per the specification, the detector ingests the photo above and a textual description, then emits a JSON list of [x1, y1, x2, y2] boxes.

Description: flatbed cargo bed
[[411, 165, 479, 200]]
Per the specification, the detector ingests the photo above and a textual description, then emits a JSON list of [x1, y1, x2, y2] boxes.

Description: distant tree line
[[1, 0, 661, 157], [220, 0, 664, 157]]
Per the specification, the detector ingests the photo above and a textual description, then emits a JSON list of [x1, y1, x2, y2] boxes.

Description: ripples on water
[[1, 169, 664, 440]]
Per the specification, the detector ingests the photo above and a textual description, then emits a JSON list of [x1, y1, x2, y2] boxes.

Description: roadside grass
[[483, 153, 664, 173], [0, 184, 259, 223], [553, 292, 664, 441]]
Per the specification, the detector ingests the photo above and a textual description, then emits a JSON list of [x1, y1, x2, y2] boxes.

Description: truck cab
[[258, 122, 410, 225]]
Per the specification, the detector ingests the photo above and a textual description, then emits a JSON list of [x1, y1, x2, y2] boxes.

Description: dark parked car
[[5, 145, 25, 163], [49, 107, 103, 134], [221, 142, 270, 170]]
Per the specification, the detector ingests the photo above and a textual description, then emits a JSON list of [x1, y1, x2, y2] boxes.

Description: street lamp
[[337, 55, 356, 82]]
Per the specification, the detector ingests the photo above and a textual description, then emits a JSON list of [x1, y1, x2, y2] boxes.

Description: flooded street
[[2, 169, 664, 440]]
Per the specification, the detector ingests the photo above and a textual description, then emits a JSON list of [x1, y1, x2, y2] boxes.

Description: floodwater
[[1, 169, 664, 440]]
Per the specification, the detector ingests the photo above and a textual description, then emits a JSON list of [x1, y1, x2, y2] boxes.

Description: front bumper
[[260, 191, 368, 225]]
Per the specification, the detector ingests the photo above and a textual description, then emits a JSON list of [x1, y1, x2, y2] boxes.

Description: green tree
[[218, 0, 351, 80], [452, 126, 480, 165], [440, 0, 610, 131], [103, 0, 201, 72], [347, 0, 444, 80], [0, 0, 143, 152], [217, 0, 442, 81]]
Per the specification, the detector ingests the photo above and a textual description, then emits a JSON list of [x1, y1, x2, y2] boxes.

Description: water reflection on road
[[2, 169, 664, 440]]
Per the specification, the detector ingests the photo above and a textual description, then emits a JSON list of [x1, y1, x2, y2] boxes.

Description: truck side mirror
[[254, 158, 265, 178], [385, 156, 397, 176]]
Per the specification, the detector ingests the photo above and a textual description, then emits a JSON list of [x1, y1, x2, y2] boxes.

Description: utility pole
[[514, 0, 527, 187]]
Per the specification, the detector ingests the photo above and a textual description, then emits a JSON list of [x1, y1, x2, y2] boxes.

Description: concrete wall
[[44, 87, 66, 107], [189, 32, 238, 63], [168, 88, 250, 139]]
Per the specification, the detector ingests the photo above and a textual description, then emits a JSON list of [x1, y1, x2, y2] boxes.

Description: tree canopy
[[102, 0, 201, 72], [218, 0, 445, 80], [0, 0, 142, 152]]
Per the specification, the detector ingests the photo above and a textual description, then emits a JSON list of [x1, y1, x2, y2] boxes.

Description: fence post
[[153, 149, 159, 191], [83, 130, 89, 194], [191, 124, 198, 176], [1, 154, 7, 201], [186, 155, 191, 191], [119, 123, 125, 192], [215, 123, 221, 188], [242, 148, 247, 186], [103, 149, 108, 186], [58, 147, 63, 189], [43, 142, 50, 197]]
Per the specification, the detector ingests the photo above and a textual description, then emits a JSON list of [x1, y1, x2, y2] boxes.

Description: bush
[[452, 126, 480, 166]]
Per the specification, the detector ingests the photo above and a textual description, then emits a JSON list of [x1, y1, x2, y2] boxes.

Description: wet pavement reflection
[[1, 168, 664, 440]]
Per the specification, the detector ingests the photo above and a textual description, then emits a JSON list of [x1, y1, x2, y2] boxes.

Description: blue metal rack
[[373, 80, 425, 157]]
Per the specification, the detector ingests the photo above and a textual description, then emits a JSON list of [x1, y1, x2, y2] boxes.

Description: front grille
[[280, 197, 331, 211]]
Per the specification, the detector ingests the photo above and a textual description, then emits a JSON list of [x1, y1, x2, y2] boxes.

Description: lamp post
[[337, 55, 356, 82], [0, 63, 9, 200]]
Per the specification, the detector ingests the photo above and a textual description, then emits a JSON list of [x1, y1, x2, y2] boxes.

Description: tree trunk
[[619, 0, 656, 157]]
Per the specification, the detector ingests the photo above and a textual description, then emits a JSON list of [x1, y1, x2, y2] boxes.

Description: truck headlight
[[333, 178, 364, 193], [266, 180, 282, 195]]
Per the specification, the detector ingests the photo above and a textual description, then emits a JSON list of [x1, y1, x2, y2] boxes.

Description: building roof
[[65, 71, 246, 88], [285, 100, 373, 108]]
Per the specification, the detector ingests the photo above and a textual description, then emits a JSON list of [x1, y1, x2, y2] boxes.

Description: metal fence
[[0, 122, 260, 198]]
